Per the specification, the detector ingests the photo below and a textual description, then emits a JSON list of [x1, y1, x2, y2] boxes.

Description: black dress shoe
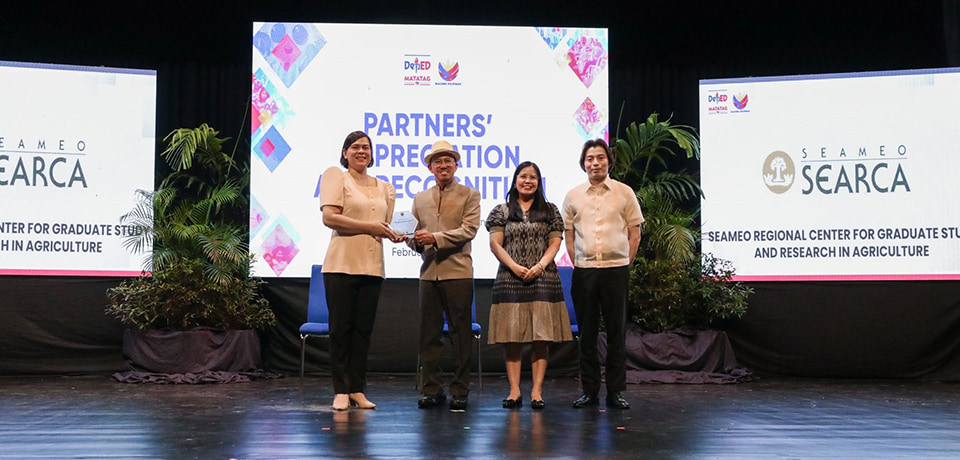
[[605, 392, 630, 409], [502, 395, 522, 409], [449, 395, 468, 410], [418, 392, 446, 409], [531, 399, 545, 410], [572, 394, 599, 408]]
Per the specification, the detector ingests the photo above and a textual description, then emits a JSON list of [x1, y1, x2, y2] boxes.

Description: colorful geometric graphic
[[573, 97, 605, 140], [733, 93, 749, 110], [253, 126, 292, 172], [251, 69, 294, 145], [250, 196, 269, 239], [253, 23, 326, 88], [260, 216, 301, 277], [438, 60, 460, 82], [535, 27, 568, 50], [566, 30, 608, 89]]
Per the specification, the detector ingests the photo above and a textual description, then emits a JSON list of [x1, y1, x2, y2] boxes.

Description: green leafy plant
[[612, 113, 702, 262], [106, 258, 275, 330], [628, 253, 753, 333], [106, 124, 275, 330], [611, 113, 751, 331]]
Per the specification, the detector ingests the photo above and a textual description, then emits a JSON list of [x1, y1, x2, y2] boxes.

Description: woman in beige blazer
[[319, 131, 402, 411]]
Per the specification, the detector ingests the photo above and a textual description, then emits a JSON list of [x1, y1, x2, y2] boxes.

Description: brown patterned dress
[[485, 203, 573, 344]]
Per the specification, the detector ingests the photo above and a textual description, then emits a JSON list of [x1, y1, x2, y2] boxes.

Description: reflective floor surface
[[1, 374, 958, 459]]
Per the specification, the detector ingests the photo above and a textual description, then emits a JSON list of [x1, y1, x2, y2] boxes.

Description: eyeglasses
[[431, 157, 457, 165], [349, 144, 372, 152], [517, 174, 539, 181]]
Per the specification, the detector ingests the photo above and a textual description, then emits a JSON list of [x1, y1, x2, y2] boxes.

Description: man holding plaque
[[409, 140, 481, 411]]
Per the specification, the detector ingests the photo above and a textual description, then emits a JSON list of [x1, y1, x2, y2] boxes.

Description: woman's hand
[[509, 263, 529, 279], [522, 262, 544, 282], [387, 227, 407, 243], [371, 222, 401, 242]]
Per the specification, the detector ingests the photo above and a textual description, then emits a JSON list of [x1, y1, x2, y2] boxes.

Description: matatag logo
[[706, 90, 729, 115], [403, 54, 431, 86], [762, 150, 795, 194]]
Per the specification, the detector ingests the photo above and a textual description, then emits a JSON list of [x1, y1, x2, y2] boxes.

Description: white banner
[[0, 61, 156, 276], [251, 23, 609, 278], [700, 68, 960, 281]]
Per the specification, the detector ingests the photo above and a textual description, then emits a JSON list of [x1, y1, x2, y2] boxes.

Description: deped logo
[[404, 58, 432, 72], [707, 92, 728, 103]]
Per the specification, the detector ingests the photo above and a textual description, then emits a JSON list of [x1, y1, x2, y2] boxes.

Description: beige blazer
[[409, 181, 481, 280], [319, 166, 396, 277]]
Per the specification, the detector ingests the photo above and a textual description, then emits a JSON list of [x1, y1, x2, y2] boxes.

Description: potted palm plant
[[106, 124, 275, 377], [607, 113, 753, 383]]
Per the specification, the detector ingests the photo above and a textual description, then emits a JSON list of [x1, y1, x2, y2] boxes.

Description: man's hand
[[413, 230, 436, 247]]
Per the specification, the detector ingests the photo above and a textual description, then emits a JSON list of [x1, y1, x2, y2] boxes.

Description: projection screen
[[0, 60, 156, 276], [251, 23, 609, 278], [700, 68, 960, 281]]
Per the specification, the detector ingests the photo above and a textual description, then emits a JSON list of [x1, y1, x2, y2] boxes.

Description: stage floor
[[1, 374, 958, 459]]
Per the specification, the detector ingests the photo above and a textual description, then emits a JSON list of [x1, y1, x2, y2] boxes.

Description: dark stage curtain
[[724, 281, 960, 381], [266, 278, 960, 381], [0, 276, 126, 374], [4, 274, 959, 380], [155, 62, 251, 154], [264, 278, 580, 377], [947, 0, 960, 67]]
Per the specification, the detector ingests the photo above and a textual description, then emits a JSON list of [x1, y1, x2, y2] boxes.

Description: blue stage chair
[[416, 287, 483, 390], [300, 264, 330, 377], [557, 265, 579, 337], [558, 265, 582, 381]]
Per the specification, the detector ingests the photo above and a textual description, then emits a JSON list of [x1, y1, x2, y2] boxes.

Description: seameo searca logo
[[762, 151, 795, 194]]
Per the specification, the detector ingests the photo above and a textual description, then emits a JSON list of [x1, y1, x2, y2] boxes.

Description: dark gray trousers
[[418, 279, 474, 398]]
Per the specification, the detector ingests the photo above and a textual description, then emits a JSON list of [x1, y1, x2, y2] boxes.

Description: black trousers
[[419, 279, 474, 398], [571, 266, 629, 396], [324, 273, 383, 394]]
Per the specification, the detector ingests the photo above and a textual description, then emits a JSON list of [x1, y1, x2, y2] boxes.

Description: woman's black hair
[[506, 161, 551, 222], [340, 131, 373, 168]]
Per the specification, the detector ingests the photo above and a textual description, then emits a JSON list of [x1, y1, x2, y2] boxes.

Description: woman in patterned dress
[[486, 161, 573, 410]]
